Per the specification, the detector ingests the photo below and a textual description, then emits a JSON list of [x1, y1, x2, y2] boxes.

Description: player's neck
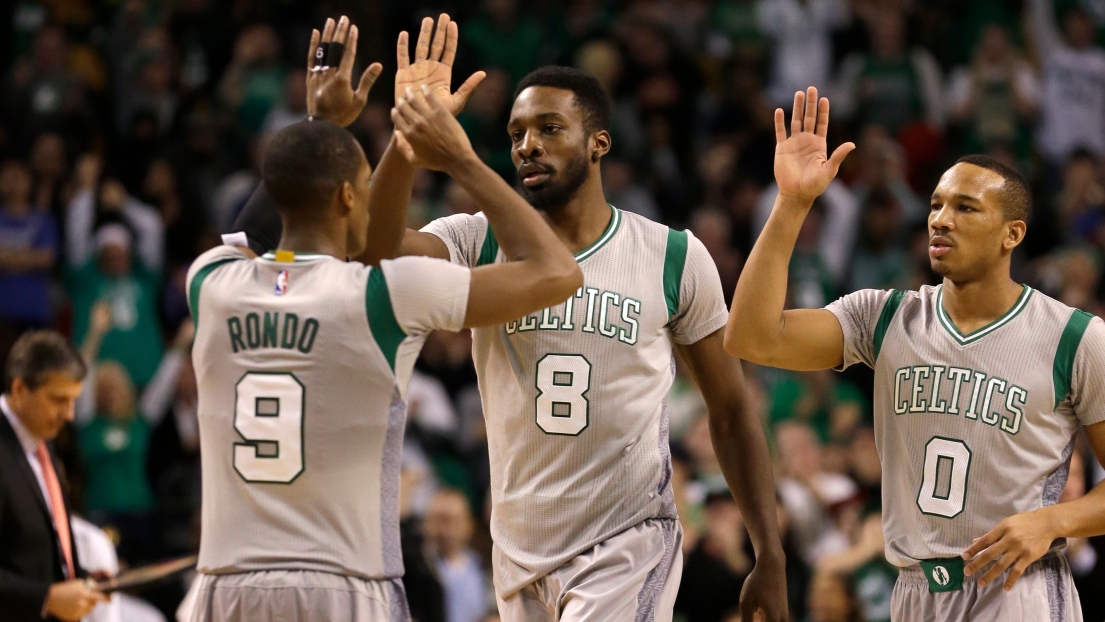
[[940, 273, 1025, 335], [542, 174, 611, 255], [276, 228, 347, 260]]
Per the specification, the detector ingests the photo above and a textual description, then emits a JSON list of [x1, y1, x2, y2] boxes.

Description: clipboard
[[96, 555, 198, 593]]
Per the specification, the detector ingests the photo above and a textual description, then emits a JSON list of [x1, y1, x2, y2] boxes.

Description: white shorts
[[496, 518, 683, 622], [190, 570, 410, 622], [892, 552, 1081, 622]]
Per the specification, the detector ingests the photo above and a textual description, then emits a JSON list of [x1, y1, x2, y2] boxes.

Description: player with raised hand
[[726, 86, 1105, 620], [187, 21, 581, 622], [232, 33, 788, 622]]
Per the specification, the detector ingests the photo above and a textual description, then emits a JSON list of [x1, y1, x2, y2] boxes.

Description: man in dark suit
[[0, 330, 107, 621]]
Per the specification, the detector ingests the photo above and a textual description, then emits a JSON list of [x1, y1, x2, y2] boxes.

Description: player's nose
[[515, 131, 544, 158], [929, 203, 955, 231]]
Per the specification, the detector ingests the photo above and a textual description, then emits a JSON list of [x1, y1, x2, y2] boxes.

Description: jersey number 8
[[535, 354, 591, 436], [233, 372, 305, 483]]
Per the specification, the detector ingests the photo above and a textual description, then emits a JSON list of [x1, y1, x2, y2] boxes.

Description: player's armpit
[[398, 229, 450, 260], [726, 307, 845, 371], [462, 260, 581, 328]]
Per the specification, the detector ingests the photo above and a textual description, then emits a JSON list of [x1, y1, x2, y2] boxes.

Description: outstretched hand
[[395, 14, 485, 116], [391, 86, 474, 172], [306, 16, 384, 127], [774, 87, 855, 204]]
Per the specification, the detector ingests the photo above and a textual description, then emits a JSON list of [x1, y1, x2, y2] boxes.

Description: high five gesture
[[395, 14, 485, 115], [306, 16, 383, 127], [773, 87, 855, 204]]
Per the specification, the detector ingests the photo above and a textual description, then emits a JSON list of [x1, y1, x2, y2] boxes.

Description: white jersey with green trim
[[827, 284, 1105, 567], [185, 245, 470, 580], [421, 205, 728, 597]]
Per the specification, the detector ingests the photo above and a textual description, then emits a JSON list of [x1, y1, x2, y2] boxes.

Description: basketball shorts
[[496, 518, 683, 622], [189, 569, 410, 622], [892, 551, 1081, 622]]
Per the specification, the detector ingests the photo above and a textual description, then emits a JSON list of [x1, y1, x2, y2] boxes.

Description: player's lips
[[519, 163, 552, 187], [929, 235, 953, 258]]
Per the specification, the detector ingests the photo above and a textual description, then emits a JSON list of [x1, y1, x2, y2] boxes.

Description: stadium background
[[1, 0, 1105, 620]]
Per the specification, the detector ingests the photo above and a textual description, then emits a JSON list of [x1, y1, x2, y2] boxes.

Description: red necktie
[[35, 442, 75, 579]]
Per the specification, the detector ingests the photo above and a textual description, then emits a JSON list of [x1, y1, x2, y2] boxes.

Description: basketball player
[[726, 86, 1105, 620], [186, 103, 581, 619], [228, 16, 789, 622]]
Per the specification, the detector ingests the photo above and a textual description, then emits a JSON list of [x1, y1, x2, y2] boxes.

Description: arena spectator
[[423, 489, 490, 622]]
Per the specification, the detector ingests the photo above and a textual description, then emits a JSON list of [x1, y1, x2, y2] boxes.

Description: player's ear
[[338, 180, 355, 216], [590, 130, 611, 163], [1004, 219, 1026, 250]]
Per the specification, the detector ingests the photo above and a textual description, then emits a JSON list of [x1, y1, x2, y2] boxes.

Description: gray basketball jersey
[[186, 246, 470, 580], [827, 284, 1105, 567], [422, 206, 728, 597]]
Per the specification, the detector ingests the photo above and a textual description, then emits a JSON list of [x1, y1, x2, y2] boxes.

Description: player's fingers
[[816, 96, 830, 138], [774, 108, 786, 143], [396, 31, 410, 69], [390, 106, 414, 134], [963, 530, 1002, 562], [790, 91, 802, 136], [429, 13, 449, 61], [828, 142, 856, 172], [406, 86, 433, 116], [354, 62, 384, 104], [414, 17, 433, 62], [339, 24, 358, 76], [1004, 558, 1032, 590], [803, 86, 818, 133], [393, 131, 416, 162], [306, 29, 321, 70], [442, 20, 459, 66], [452, 71, 486, 113], [978, 553, 1015, 588], [321, 17, 336, 44], [334, 15, 350, 45]]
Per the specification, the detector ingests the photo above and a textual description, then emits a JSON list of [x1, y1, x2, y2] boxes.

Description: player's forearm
[[448, 155, 571, 270], [1039, 479, 1105, 539], [724, 195, 811, 361], [356, 137, 414, 266], [707, 394, 786, 564]]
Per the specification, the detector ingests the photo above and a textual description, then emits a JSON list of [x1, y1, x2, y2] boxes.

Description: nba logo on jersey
[[274, 271, 290, 296]]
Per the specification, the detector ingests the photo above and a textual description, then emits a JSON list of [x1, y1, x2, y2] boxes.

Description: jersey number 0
[[233, 372, 305, 483]]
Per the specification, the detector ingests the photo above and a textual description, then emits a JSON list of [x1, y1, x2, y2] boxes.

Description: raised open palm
[[305, 16, 383, 127], [396, 14, 485, 116], [774, 87, 855, 203]]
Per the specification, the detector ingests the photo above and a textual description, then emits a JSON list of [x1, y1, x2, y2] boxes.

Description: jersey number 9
[[233, 372, 305, 483]]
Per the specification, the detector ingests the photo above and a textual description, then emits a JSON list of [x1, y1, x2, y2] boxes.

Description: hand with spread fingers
[[962, 510, 1058, 590], [390, 86, 474, 172], [773, 86, 855, 205], [396, 13, 485, 116], [305, 16, 384, 127]]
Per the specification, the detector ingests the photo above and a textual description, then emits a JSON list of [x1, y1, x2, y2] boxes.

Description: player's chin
[[929, 258, 953, 277]]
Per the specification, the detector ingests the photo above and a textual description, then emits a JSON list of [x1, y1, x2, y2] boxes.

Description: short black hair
[[5, 330, 86, 392], [262, 120, 363, 215], [515, 66, 612, 134], [954, 154, 1032, 222]]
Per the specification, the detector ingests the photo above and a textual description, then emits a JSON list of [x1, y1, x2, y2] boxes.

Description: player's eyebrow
[[509, 112, 570, 129], [930, 192, 981, 204]]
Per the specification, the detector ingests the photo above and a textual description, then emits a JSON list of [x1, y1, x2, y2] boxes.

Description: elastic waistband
[[897, 550, 1063, 587]]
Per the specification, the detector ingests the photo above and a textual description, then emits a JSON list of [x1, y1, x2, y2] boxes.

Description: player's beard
[[519, 151, 591, 212]]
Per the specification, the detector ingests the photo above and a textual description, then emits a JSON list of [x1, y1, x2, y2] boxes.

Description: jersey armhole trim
[[663, 228, 689, 320], [366, 266, 408, 372], [477, 227, 499, 266], [1053, 309, 1093, 408], [188, 258, 242, 328], [873, 290, 906, 361]]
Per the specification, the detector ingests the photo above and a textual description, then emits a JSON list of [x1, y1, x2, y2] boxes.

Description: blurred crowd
[[2, 0, 1105, 620]]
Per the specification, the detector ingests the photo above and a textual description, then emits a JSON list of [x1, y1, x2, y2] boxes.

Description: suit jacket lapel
[[0, 414, 56, 526]]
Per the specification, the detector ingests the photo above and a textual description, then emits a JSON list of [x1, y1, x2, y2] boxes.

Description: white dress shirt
[[1, 394, 55, 516]]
